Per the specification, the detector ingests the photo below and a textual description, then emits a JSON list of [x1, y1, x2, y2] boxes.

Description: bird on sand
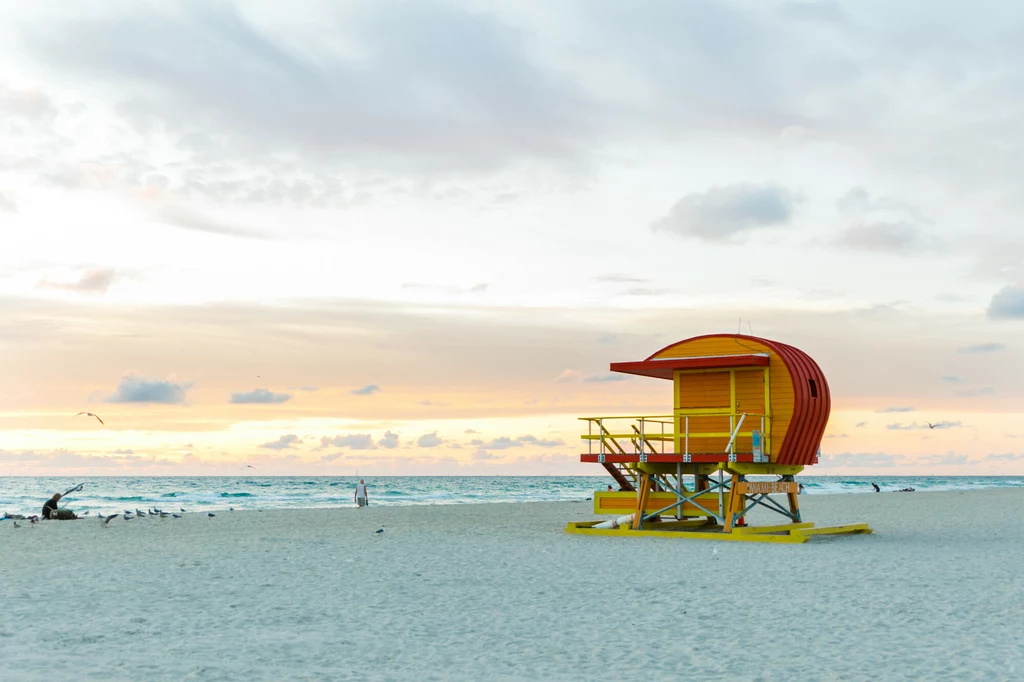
[[136, 508, 146, 516], [76, 412, 105, 425], [123, 514, 132, 521], [375, 526, 385, 534], [172, 514, 182, 518], [179, 508, 186, 512], [101, 514, 119, 526], [207, 512, 215, 518], [13, 521, 21, 529], [712, 546, 719, 560]]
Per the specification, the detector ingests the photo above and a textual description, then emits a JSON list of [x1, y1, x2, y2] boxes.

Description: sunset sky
[[3, 0, 1024, 476]]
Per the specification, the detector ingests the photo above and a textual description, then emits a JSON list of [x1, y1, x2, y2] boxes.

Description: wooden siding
[[650, 335, 828, 466]]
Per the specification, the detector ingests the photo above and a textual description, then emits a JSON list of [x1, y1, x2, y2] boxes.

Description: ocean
[[2, 475, 1023, 517]]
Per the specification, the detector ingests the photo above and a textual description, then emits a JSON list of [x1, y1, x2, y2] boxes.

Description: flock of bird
[[95, 507, 221, 527]]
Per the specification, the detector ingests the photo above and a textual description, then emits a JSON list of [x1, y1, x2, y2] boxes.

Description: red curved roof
[[632, 334, 830, 467]]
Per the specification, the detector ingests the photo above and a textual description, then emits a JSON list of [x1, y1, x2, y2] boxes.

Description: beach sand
[[3, 489, 1024, 681]]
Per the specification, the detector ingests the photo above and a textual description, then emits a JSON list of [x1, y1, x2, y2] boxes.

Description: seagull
[[179, 508, 186, 513], [159, 512, 169, 518], [241, 465, 260, 472], [80, 511, 90, 517], [101, 514, 119, 526], [207, 512, 215, 518], [712, 546, 719, 560], [76, 412, 105, 425], [13, 521, 21, 529], [229, 507, 234, 512], [172, 514, 182, 518], [375, 526, 385, 534], [123, 514, 132, 521], [136, 509, 146, 516]]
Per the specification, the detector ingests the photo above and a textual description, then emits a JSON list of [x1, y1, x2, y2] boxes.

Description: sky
[[2, 0, 1024, 476]]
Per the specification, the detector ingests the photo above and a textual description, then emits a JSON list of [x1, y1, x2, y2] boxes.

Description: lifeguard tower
[[567, 334, 871, 543]]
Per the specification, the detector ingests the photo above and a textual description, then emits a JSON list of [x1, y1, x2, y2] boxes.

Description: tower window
[[808, 379, 818, 398]]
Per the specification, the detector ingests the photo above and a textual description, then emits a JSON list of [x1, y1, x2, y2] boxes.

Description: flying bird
[[101, 514, 119, 526], [241, 465, 260, 472], [76, 412, 105, 425], [926, 422, 937, 429]]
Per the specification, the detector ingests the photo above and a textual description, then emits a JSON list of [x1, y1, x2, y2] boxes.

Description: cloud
[[555, 369, 583, 383], [651, 184, 799, 242], [230, 388, 291, 404], [954, 387, 995, 398], [155, 202, 270, 239], [377, 431, 399, 449], [103, 372, 191, 404], [818, 452, 906, 468], [833, 188, 936, 255], [471, 449, 501, 461], [985, 452, 1023, 461], [956, 343, 1007, 354], [0, 448, 175, 471], [38, 268, 118, 295], [113, 449, 133, 455], [855, 422, 867, 428], [0, 84, 56, 121], [260, 434, 301, 450], [514, 435, 565, 448], [350, 384, 381, 396], [470, 435, 565, 449], [920, 453, 971, 465], [987, 285, 1024, 319], [836, 221, 934, 255], [583, 373, 628, 383], [319, 434, 376, 450], [417, 432, 443, 448], [463, 429, 480, 435], [887, 421, 963, 430], [940, 376, 963, 383], [876, 406, 914, 413], [18, 2, 592, 174], [468, 283, 488, 294]]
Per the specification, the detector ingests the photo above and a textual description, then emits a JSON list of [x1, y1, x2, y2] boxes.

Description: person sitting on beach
[[871, 482, 880, 493], [354, 479, 369, 508], [42, 487, 81, 520]]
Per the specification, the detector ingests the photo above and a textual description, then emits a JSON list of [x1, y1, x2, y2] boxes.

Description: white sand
[[3, 490, 1024, 681]]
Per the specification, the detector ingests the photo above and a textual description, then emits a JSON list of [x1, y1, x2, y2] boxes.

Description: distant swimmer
[[607, 485, 614, 491], [75, 412, 105, 425], [355, 479, 369, 508], [871, 482, 880, 493]]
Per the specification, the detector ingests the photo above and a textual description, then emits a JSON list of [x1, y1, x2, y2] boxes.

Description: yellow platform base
[[565, 520, 872, 544]]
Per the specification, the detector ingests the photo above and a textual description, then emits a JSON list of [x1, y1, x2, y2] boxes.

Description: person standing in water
[[354, 479, 369, 508]]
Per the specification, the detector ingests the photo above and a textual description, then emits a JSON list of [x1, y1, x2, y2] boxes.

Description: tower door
[[675, 371, 731, 454]]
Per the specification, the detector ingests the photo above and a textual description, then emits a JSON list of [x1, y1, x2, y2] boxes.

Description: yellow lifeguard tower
[[567, 334, 871, 543]]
